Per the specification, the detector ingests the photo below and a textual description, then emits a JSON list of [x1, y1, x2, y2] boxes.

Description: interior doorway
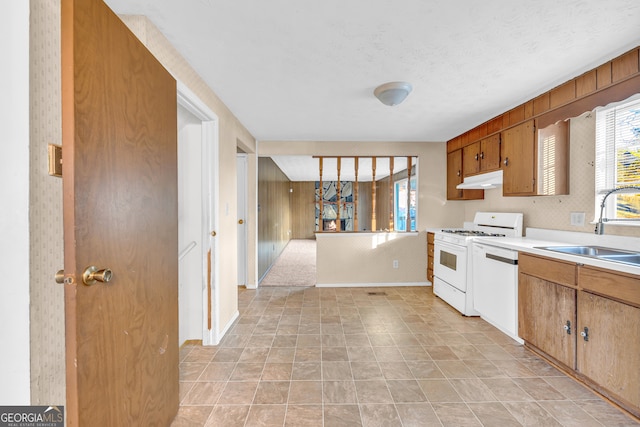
[[177, 105, 203, 345], [177, 83, 220, 345], [237, 152, 248, 287]]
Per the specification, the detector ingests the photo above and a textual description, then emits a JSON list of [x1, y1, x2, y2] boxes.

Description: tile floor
[[172, 286, 639, 426]]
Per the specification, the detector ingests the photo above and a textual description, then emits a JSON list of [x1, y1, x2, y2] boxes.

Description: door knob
[[82, 266, 113, 286], [211, 231, 217, 237], [238, 219, 244, 225], [55, 270, 65, 284]]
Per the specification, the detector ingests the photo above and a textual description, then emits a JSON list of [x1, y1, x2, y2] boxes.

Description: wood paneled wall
[[358, 182, 373, 232], [291, 182, 316, 239], [376, 179, 391, 231], [258, 158, 291, 280], [375, 167, 416, 231]]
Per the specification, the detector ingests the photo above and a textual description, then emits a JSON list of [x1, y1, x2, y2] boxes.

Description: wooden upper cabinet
[[462, 141, 481, 176], [462, 134, 501, 177], [502, 120, 536, 196], [480, 134, 501, 172], [447, 149, 483, 200], [447, 150, 464, 200], [501, 119, 568, 197]]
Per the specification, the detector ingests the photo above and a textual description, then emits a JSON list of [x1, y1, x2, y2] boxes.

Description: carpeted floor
[[260, 239, 316, 287]]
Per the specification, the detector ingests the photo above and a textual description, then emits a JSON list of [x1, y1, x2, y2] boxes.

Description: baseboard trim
[[180, 339, 202, 348], [315, 282, 431, 288], [217, 310, 240, 341]]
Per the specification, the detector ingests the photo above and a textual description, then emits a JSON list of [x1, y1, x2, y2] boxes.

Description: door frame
[[177, 82, 221, 345], [237, 153, 248, 287]]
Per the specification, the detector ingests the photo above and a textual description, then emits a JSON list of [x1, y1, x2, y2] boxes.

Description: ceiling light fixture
[[373, 81, 413, 106]]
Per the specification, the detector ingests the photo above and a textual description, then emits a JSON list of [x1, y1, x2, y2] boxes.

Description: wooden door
[[502, 120, 535, 195], [61, 0, 178, 425], [518, 274, 576, 369], [577, 292, 640, 411]]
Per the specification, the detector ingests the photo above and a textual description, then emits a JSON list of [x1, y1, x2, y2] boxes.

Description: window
[[394, 177, 416, 231], [595, 96, 640, 223]]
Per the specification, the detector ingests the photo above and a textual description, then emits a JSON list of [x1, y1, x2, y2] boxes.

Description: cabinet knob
[[563, 320, 571, 335], [457, 170, 461, 177], [480, 152, 484, 159], [580, 326, 589, 341], [474, 154, 479, 161], [503, 157, 509, 166]]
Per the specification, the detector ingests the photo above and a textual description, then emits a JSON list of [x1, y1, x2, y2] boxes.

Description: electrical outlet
[[393, 260, 399, 269], [570, 212, 586, 227]]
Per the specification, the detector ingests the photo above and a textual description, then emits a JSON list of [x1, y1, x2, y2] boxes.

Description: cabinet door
[[427, 232, 434, 282], [447, 150, 463, 200], [462, 141, 480, 176], [480, 134, 501, 172], [502, 120, 536, 196], [518, 273, 576, 369], [577, 292, 640, 411], [446, 149, 484, 200]]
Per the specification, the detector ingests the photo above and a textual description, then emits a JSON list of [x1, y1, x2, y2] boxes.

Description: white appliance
[[472, 242, 522, 343], [433, 212, 523, 316]]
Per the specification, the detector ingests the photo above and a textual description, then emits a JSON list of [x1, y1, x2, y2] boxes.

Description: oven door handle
[[435, 240, 466, 253]]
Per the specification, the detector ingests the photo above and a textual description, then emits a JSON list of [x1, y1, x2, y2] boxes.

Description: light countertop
[[473, 231, 640, 277]]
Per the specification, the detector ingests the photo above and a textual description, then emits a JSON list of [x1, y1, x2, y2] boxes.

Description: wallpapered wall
[[30, 0, 66, 405], [462, 112, 640, 238]]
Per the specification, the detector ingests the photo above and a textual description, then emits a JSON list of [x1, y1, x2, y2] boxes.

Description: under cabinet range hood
[[456, 170, 503, 190]]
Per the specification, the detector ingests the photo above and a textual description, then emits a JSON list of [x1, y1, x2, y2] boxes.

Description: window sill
[[589, 220, 640, 228]]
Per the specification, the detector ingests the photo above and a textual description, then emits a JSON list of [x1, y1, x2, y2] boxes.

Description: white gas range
[[433, 212, 523, 316]]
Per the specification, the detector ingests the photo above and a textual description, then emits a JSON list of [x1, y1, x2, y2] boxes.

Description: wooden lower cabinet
[[518, 271, 576, 369], [427, 232, 434, 282], [577, 291, 640, 415], [518, 252, 640, 418]]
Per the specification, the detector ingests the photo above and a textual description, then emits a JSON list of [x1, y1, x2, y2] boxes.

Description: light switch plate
[[570, 212, 586, 226], [48, 144, 62, 177]]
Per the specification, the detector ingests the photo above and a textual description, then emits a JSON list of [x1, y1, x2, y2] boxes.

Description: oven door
[[434, 239, 468, 291]]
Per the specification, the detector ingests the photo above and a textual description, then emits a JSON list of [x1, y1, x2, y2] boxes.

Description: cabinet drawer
[[519, 253, 576, 288], [578, 266, 640, 308], [427, 232, 434, 244], [427, 244, 434, 257]]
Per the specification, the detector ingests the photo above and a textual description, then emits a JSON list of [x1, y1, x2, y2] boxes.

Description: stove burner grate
[[440, 229, 506, 237]]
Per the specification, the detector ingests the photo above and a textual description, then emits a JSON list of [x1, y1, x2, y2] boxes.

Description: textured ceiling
[[105, 0, 640, 143]]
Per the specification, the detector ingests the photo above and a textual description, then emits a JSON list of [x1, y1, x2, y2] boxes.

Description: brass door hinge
[[48, 144, 62, 177]]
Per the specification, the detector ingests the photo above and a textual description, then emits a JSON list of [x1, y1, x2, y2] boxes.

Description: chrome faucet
[[595, 186, 640, 234]]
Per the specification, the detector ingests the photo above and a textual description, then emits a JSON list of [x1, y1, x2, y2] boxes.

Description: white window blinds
[[594, 96, 640, 222]]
